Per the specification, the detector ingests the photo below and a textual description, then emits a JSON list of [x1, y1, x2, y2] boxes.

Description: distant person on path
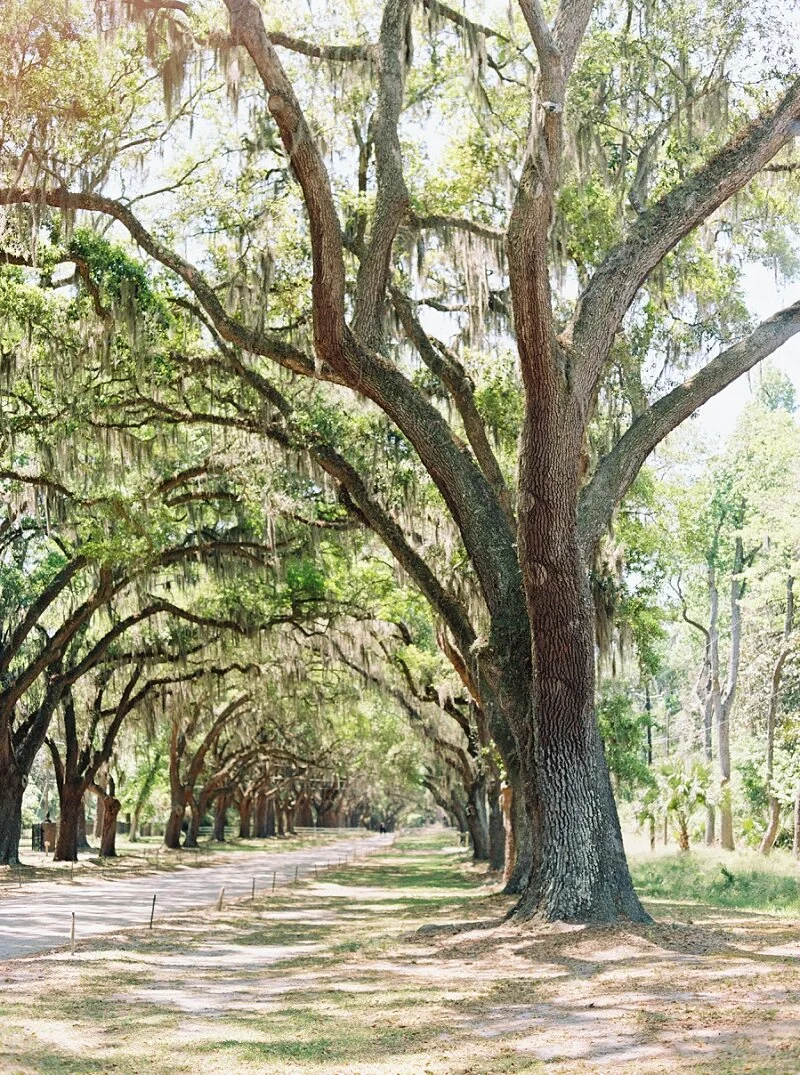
[[379, 823, 386, 834]]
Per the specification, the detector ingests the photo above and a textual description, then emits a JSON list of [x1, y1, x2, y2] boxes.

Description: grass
[[629, 844, 800, 914], [1, 831, 800, 1074]]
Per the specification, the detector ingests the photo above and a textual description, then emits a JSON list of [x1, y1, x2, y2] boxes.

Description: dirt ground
[[0, 831, 798, 1074], [0, 829, 356, 900]]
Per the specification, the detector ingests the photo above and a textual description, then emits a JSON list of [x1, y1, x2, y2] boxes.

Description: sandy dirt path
[[0, 831, 390, 959]]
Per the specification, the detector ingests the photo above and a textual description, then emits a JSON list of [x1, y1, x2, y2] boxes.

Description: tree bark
[[761, 800, 782, 856], [54, 781, 86, 862], [183, 802, 201, 849], [253, 792, 267, 837], [238, 794, 253, 838], [793, 787, 800, 859], [447, 793, 468, 835], [499, 784, 515, 884], [501, 760, 534, 894], [77, 795, 91, 851], [213, 795, 228, 841], [295, 794, 313, 827], [98, 784, 121, 858], [510, 396, 648, 922], [465, 777, 490, 861], [163, 793, 186, 850], [0, 762, 25, 866], [760, 576, 793, 855], [93, 795, 104, 842], [708, 548, 741, 852], [487, 779, 506, 872]]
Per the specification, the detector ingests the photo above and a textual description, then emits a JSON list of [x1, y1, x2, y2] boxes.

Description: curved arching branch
[[0, 187, 320, 380], [578, 298, 800, 556], [570, 80, 800, 400]]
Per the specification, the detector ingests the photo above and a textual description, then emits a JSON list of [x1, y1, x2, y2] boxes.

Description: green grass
[[630, 845, 800, 913]]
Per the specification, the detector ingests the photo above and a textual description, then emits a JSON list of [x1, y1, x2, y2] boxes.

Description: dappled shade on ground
[[1, 830, 799, 1073]]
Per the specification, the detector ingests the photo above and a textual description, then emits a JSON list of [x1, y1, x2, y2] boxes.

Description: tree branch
[[571, 79, 800, 399], [224, 0, 347, 361], [390, 286, 514, 526], [352, 0, 412, 351], [405, 212, 504, 242], [268, 31, 373, 62], [0, 187, 319, 380], [578, 298, 800, 555]]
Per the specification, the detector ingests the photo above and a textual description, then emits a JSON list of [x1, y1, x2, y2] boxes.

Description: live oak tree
[[0, 343, 331, 866], [5, 0, 800, 918]]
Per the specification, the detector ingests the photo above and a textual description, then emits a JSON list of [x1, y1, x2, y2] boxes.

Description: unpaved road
[[0, 832, 390, 960]]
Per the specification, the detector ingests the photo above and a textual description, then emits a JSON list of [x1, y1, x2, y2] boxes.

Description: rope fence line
[[4, 827, 389, 891], [62, 833, 394, 957]]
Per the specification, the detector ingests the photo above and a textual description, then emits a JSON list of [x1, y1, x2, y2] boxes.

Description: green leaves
[[67, 229, 164, 319], [597, 682, 653, 798]]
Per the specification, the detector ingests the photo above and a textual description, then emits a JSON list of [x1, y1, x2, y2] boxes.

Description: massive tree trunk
[[213, 795, 228, 841], [253, 792, 267, 837], [0, 761, 25, 866], [449, 796, 468, 835], [265, 796, 276, 837], [295, 793, 313, 827], [163, 793, 186, 850], [500, 784, 515, 883], [465, 777, 490, 861], [238, 793, 253, 838], [77, 796, 91, 852], [512, 402, 648, 922], [93, 799, 104, 838], [501, 772, 533, 894], [93, 765, 108, 838], [183, 802, 201, 849]]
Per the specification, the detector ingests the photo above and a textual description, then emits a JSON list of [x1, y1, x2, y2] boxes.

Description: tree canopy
[[2, 0, 800, 922]]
